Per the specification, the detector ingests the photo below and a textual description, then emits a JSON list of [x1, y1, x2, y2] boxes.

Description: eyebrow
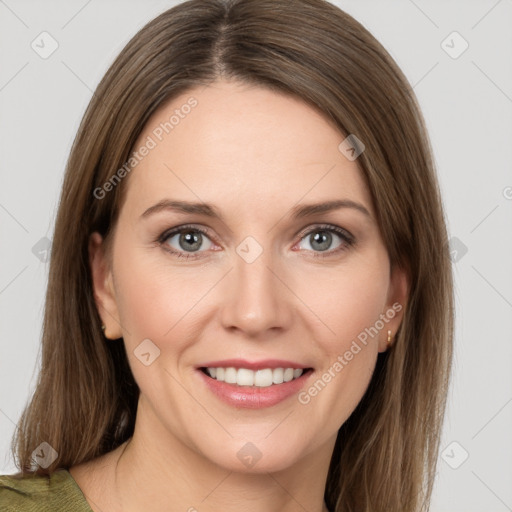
[[140, 199, 372, 221]]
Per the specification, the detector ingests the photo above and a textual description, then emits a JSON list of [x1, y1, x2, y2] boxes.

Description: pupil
[[180, 231, 202, 252], [311, 231, 331, 251]]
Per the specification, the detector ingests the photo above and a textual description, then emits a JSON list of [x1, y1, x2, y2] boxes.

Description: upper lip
[[198, 359, 311, 371]]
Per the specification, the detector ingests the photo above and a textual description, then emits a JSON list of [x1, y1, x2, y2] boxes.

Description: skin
[[69, 79, 408, 512]]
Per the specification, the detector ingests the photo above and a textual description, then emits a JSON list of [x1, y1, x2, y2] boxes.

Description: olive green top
[[0, 469, 93, 511]]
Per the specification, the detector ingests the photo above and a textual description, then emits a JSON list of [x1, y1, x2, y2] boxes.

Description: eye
[[158, 225, 215, 259], [295, 224, 355, 257], [157, 223, 355, 260]]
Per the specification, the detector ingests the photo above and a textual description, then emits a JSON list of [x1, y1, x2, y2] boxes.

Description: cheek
[[111, 255, 209, 406], [294, 257, 389, 349], [292, 258, 388, 424], [111, 245, 218, 359]]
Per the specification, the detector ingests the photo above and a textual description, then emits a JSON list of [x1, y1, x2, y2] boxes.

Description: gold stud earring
[[387, 329, 392, 348]]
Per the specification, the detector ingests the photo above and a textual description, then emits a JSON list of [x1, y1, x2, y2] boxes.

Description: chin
[[195, 430, 313, 475]]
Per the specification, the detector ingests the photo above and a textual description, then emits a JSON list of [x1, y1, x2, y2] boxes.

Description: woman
[[0, 0, 453, 510]]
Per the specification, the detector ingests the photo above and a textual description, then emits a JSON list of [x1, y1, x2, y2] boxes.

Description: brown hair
[[12, 1, 454, 510]]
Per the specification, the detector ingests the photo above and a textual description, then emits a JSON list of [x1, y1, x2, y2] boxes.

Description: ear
[[378, 263, 409, 353], [89, 231, 123, 339]]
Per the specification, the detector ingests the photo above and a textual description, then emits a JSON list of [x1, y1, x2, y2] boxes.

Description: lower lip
[[197, 369, 312, 409]]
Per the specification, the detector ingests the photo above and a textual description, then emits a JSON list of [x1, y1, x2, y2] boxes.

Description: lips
[[198, 358, 310, 371], [196, 358, 313, 409]]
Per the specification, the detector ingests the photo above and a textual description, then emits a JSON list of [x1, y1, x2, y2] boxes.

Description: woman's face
[[90, 79, 407, 473]]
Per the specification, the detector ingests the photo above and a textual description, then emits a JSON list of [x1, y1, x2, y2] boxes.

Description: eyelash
[[156, 223, 355, 260]]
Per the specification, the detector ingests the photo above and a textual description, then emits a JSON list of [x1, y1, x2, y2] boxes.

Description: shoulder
[[0, 469, 92, 512]]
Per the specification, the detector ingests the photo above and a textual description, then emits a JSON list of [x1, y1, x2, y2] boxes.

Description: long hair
[[12, 1, 454, 510]]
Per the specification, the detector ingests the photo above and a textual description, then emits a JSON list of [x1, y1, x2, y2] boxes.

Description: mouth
[[195, 359, 314, 409], [199, 366, 313, 387]]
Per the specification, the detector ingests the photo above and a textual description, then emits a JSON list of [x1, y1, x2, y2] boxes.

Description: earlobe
[[379, 263, 409, 353], [89, 232, 122, 339]]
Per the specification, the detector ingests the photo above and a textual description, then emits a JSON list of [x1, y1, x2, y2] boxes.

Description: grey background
[[1, 1, 511, 510]]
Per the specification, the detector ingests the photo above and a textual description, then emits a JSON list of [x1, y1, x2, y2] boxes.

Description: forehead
[[122, 80, 373, 219]]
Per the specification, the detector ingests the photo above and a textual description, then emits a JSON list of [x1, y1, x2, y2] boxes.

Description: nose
[[219, 244, 293, 338]]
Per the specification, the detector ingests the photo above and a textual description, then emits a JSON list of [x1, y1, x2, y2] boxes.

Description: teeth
[[224, 367, 237, 384], [283, 368, 294, 382], [237, 368, 254, 386], [205, 367, 305, 387], [272, 368, 284, 384], [254, 369, 273, 387]]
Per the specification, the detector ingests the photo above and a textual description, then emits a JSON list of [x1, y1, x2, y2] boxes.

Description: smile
[[196, 359, 314, 409], [201, 367, 307, 387]]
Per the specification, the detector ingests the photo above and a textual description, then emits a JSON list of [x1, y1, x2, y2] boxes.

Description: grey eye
[[165, 229, 213, 253]]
